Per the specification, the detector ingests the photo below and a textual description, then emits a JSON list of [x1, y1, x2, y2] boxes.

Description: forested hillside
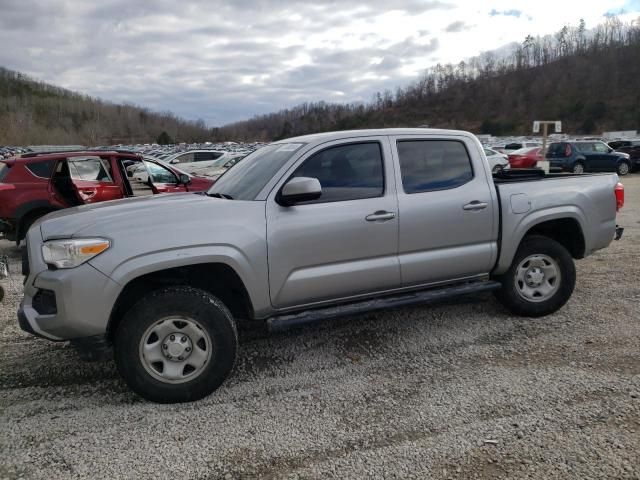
[[2, 16, 638, 145], [218, 17, 640, 141], [0, 68, 210, 145]]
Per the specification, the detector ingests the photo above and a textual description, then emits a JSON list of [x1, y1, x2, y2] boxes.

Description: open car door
[[67, 156, 124, 204], [143, 160, 189, 194]]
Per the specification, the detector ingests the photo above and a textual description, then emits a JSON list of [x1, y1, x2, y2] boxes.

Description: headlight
[[42, 238, 110, 269]]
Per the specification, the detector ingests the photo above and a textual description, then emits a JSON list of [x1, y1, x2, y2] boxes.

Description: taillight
[[615, 182, 624, 211]]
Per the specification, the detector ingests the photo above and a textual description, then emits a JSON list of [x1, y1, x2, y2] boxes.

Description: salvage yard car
[[0, 151, 215, 242], [546, 141, 632, 175], [18, 128, 625, 403]]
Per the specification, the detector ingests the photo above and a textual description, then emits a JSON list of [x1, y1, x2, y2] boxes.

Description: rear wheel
[[572, 162, 584, 174], [494, 235, 575, 317], [617, 161, 630, 176], [114, 286, 238, 403]]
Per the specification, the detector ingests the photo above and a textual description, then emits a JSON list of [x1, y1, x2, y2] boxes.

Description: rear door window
[[397, 140, 473, 193], [25, 160, 55, 179], [68, 157, 113, 182]]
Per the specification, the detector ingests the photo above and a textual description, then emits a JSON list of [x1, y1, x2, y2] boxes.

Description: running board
[[267, 280, 502, 332]]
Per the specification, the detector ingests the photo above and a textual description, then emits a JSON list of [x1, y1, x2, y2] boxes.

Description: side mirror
[[278, 177, 322, 206], [170, 159, 179, 164], [179, 173, 191, 185]]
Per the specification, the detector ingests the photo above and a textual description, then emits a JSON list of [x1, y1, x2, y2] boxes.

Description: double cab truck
[[0, 151, 214, 243], [18, 129, 624, 403]]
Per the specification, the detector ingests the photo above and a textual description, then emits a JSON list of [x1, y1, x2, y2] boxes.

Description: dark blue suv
[[546, 141, 632, 176]]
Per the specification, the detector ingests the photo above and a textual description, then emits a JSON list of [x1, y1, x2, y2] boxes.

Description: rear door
[[68, 156, 123, 203], [266, 137, 401, 309], [390, 134, 498, 287]]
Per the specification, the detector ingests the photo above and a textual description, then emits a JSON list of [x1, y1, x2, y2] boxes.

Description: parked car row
[[0, 146, 32, 159], [485, 139, 636, 175]]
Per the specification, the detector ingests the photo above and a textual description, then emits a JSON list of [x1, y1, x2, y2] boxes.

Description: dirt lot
[[0, 176, 639, 480]]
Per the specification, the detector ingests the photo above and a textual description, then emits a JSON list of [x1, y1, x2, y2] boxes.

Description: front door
[[266, 138, 401, 309], [144, 161, 188, 194], [390, 135, 497, 287]]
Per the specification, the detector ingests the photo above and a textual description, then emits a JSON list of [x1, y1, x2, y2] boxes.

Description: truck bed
[[492, 169, 620, 275]]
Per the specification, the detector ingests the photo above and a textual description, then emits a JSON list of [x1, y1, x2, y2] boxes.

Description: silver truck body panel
[[493, 174, 619, 274], [18, 128, 620, 341]]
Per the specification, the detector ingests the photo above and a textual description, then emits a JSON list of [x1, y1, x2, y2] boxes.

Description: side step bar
[[267, 280, 502, 332]]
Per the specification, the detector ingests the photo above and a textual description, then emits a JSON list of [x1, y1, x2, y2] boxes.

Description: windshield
[[208, 143, 304, 200]]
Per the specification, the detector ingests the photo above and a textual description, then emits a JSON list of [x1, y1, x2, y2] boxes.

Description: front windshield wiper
[[207, 192, 234, 200]]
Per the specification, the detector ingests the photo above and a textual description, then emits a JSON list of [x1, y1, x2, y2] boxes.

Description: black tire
[[0, 285, 4, 303], [114, 286, 238, 403], [493, 235, 575, 317], [616, 161, 631, 176], [572, 162, 584, 174]]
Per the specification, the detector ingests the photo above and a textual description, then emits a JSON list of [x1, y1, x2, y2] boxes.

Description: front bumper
[[18, 230, 120, 341]]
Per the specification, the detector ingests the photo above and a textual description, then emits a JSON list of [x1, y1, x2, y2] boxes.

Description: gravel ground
[[0, 176, 639, 480]]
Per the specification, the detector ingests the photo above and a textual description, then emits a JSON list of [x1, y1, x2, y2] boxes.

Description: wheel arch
[[15, 201, 60, 240], [494, 211, 586, 275], [107, 262, 255, 341]]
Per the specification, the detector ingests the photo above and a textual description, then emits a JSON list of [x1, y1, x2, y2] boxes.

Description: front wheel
[[493, 235, 575, 317], [114, 286, 238, 403], [572, 162, 584, 174]]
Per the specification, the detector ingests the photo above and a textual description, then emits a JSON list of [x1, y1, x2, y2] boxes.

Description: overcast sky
[[1, 0, 639, 126]]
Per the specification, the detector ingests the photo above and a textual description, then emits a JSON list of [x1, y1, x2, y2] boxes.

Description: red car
[[507, 147, 543, 168], [0, 151, 214, 242]]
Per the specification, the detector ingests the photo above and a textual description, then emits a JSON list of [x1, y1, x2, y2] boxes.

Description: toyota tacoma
[[18, 129, 624, 403]]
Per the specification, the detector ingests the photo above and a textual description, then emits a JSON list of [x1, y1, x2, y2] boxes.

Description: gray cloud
[[444, 20, 472, 32], [0, 0, 452, 126]]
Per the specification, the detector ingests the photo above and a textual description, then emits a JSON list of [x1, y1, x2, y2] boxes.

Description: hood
[[38, 193, 242, 240]]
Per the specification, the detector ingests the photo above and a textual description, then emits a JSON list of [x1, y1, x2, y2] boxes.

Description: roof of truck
[[273, 128, 476, 145]]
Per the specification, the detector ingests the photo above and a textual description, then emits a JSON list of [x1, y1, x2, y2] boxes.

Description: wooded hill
[[2, 16, 639, 145], [0, 67, 210, 145], [218, 16, 640, 141]]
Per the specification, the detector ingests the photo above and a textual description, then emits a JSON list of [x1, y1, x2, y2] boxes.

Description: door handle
[[81, 190, 96, 196], [462, 201, 488, 211], [366, 211, 396, 222]]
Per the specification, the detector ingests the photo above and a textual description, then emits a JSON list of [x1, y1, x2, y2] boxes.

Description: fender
[[92, 244, 272, 319], [493, 206, 587, 275]]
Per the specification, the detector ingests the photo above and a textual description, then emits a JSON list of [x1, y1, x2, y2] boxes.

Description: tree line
[[217, 16, 640, 141], [0, 68, 211, 145], [1, 16, 638, 145]]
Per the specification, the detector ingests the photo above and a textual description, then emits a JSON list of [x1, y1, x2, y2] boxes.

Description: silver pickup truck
[[18, 129, 625, 403]]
